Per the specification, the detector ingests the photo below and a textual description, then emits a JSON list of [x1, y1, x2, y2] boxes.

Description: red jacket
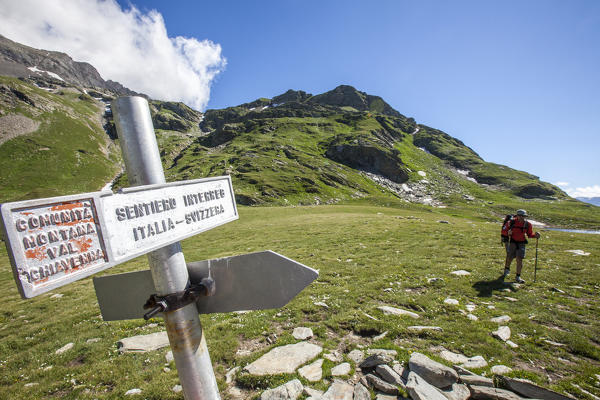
[[502, 218, 534, 242]]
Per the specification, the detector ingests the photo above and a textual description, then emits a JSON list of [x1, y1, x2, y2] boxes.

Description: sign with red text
[[0, 176, 237, 298]]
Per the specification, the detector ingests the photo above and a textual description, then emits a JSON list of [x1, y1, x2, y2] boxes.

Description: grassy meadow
[[1, 202, 599, 399]]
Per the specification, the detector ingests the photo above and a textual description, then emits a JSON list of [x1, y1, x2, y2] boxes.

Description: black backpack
[[501, 215, 512, 243]]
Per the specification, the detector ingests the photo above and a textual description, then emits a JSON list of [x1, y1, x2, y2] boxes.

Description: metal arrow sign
[[93, 250, 319, 321]]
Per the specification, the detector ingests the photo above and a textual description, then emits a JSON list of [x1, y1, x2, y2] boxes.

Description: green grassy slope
[[0, 77, 121, 203], [0, 205, 598, 399]]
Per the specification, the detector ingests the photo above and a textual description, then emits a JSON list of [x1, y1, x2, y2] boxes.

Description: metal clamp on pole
[[143, 277, 215, 320]]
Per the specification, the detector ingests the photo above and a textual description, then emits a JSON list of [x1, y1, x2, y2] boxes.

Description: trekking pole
[[534, 237, 539, 282]]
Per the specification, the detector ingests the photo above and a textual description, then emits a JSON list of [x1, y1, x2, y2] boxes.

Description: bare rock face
[[325, 142, 408, 184], [408, 352, 459, 388]]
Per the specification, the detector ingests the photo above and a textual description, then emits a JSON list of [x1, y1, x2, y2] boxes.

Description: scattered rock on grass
[[460, 355, 488, 369], [491, 326, 511, 342], [331, 362, 351, 376], [407, 326, 443, 333], [245, 342, 322, 375], [469, 385, 523, 400], [226, 366, 240, 384], [299, 359, 324, 382], [444, 298, 459, 305], [439, 350, 469, 364], [565, 250, 590, 256], [118, 331, 169, 353], [353, 383, 370, 400], [490, 315, 512, 324], [365, 373, 400, 395], [55, 343, 74, 355], [322, 379, 354, 400], [405, 371, 447, 400], [293, 327, 313, 340], [441, 383, 471, 400], [125, 388, 142, 396], [348, 349, 364, 364], [497, 376, 576, 400], [304, 387, 324, 399], [260, 379, 303, 400], [367, 349, 397, 357], [375, 364, 406, 387], [459, 374, 493, 387], [377, 306, 419, 318], [450, 270, 471, 276], [323, 350, 342, 362], [491, 365, 512, 375], [360, 353, 394, 368], [408, 352, 458, 388]]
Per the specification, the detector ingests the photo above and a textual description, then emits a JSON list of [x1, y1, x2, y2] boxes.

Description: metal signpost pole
[[112, 96, 220, 400]]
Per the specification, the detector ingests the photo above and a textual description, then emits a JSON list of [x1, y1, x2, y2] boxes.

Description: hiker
[[501, 209, 540, 283]]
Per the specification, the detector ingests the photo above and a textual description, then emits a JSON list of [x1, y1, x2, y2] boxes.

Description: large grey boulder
[[408, 352, 459, 388], [245, 342, 322, 375], [405, 372, 448, 400], [260, 379, 303, 400]]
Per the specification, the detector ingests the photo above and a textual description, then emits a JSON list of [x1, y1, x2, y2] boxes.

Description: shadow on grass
[[472, 275, 513, 297]]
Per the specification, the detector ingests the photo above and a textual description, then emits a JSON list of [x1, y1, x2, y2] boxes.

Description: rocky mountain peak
[[0, 34, 138, 96], [308, 85, 402, 118]]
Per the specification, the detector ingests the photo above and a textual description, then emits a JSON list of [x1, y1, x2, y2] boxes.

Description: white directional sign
[[0, 176, 237, 298]]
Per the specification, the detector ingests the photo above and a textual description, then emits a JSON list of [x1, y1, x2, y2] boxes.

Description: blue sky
[[2, 0, 599, 197]]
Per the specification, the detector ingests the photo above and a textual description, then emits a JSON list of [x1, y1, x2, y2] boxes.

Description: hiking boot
[[515, 276, 525, 284], [503, 268, 510, 277]]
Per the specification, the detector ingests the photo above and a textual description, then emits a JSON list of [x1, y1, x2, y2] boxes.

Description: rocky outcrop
[[326, 141, 407, 183]]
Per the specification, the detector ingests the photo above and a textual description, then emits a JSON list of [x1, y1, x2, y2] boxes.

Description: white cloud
[[0, 0, 226, 110], [567, 185, 600, 199], [554, 181, 570, 188]]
